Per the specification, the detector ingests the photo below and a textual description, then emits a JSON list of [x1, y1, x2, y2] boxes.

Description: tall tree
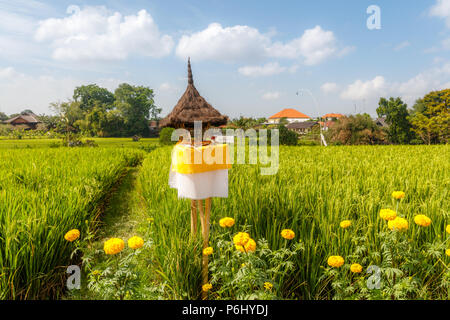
[[0, 112, 8, 121], [376, 97, 413, 144], [73, 84, 115, 112], [114, 83, 159, 136], [409, 89, 450, 144]]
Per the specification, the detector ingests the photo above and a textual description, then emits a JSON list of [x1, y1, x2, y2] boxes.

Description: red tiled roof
[[269, 108, 310, 119], [323, 113, 344, 118]]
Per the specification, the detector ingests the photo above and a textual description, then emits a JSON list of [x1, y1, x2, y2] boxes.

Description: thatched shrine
[[159, 58, 228, 129]]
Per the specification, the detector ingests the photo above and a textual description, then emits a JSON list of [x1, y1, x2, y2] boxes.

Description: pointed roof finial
[[188, 57, 193, 85]]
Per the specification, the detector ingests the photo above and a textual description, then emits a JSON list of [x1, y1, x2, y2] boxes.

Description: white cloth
[[169, 167, 229, 200]]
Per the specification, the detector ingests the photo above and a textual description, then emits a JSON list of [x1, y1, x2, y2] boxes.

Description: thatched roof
[[4, 113, 40, 124], [159, 58, 228, 128]]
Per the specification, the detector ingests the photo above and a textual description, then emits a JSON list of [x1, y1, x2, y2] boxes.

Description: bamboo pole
[[197, 198, 211, 300], [190, 200, 198, 236]]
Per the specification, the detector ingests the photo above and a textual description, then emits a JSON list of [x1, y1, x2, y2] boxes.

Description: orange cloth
[[171, 143, 232, 174]]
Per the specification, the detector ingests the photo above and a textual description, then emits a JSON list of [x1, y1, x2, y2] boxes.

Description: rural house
[[267, 108, 311, 124], [287, 121, 319, 135], [322, 113, 344, 121], [3, 113, 41, 130]]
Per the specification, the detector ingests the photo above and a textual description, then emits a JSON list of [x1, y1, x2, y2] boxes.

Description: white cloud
[[394, 41, 411, 51], [340, 63, 450, 106], [269, 26, 351, 65], [176, 23, 351, 65], [430, 0, 450, 27], [238, 62, 287, 77], [321, 82, 338, 94], [262, 91, 280, 100], [340, 76, 387, 101], [35, 6, 174, 61], [176, 23, 270, 63]]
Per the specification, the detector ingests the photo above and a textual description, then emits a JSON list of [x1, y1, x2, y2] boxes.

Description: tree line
[[327, 88, 449, 145], [1, 83, 161, 137]]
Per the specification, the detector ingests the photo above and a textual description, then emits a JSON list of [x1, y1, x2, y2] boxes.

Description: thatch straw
[[159, 58, 228, 128]]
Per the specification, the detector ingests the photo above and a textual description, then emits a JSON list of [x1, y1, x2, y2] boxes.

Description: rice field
[[139, 145, 449, 299], [0, 147, 145, 299], [0, 141, 449, 300]]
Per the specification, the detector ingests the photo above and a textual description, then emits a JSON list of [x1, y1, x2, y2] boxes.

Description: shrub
[[159, 127, 176, 145]]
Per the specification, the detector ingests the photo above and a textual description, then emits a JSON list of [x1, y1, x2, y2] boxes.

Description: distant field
[[0, 137, 159, 149]]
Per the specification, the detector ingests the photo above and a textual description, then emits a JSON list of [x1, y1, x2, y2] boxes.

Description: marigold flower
[[64, 229, 80, 242], [340, 220, 352, 229], [128, 236, 144, 249], [263, 282, 273, 290], [203, 247, 213, 256], [414, 215, 432, 227], [327, 256, 344, 268], [236, 238, 256, 253], [219, 217, 235, 228], [281, 229, 295, 240], [380, 209, 397, 221], [388, 217, 409, 231], [350, 263, 363, 273], [104, 238, 125, 255], [202, 283, 212, 292], [446, 249, 450, 257], [392, 191, 405, 200], [233, 232, 250, 246], [446, 225, 450, 234]]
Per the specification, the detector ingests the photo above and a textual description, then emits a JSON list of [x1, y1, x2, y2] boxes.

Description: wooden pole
[[197, 198, 211, 299], [190, 200, 198, 236]]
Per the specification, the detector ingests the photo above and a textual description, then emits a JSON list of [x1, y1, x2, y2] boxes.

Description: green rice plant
[[0, 147, 145, 299]]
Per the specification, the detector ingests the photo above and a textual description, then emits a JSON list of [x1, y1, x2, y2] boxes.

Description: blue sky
[[0, 0, 449, 119]]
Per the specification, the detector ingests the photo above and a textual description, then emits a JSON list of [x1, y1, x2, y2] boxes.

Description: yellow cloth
[[171, 143, 232, 174]]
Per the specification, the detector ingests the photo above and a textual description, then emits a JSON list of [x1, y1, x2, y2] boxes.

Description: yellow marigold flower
[[281, 229, 295, 240], [64, 229, 80, 242], [263, 282, 273, 290], [414, 215, 432, 227], [392, 191, 405, 200], [128, 236, 144, 249], [241, 263, 246, 268], [219, 217, 235, 228], [202, 283, 212, 292], [327, 256, 344, 268], [446, 225, 450, 234], [340, 220, 352, 229], [203, 247, 213, 256], [236, 238, 256, 253], [350, 263, 363, 273], [388, 217, 409, 231], [380, 209, 397, 221], [446, 249, 450, 257], [233, 232, 250, 246], [104, 238, 125, 255]]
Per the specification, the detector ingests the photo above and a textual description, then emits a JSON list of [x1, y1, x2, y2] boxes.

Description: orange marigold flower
[[281, 229, 295, 240], [104, 238, 125, 255], [327, 256, 344, 268], [380, 209, 397, 221], [64, 229, 80, 242], [350, 263, 363, 273], [414, 215, 431, 227]]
